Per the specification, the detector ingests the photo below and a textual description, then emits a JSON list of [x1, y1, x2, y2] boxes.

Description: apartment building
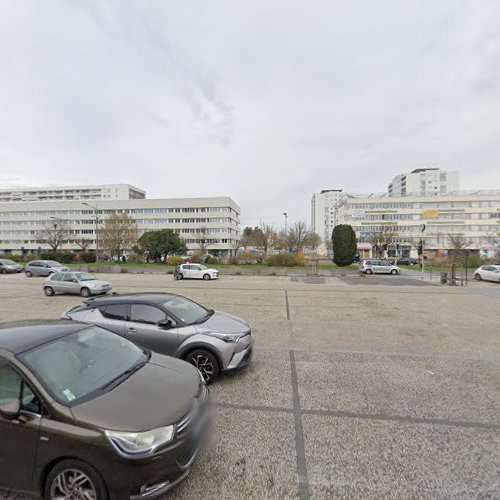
[[0, 184, 145, 202], [335, 191, 500, 259], [388, 168, 460, 197], [0, 185, 240, 256], [311, 189, 344, 254]]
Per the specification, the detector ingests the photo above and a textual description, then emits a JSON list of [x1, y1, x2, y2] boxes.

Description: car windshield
[[163, 296, 209, 325], [199, 265, 208, 270], [1, 259, 16, 265], [45, 261, 63, 267], [19, 326, 148, 405], [77, 273, 96, 281]]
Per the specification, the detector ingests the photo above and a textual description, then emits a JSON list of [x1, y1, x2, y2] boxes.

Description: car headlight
[[105, 426, 174, 457], [210, 332, 244, 343]]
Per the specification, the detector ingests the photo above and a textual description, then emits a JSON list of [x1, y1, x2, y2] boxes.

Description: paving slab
[[169, 407, 299, 500], [303, 414, 500, 499], [295, 351, 500, 425], [211, 350, 293, 409]]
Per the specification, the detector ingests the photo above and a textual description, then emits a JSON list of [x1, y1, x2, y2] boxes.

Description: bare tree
[[38, 221, 70, 251], [194, 226, 211, 254], [252, 223, 276, 255], [73, 238, 91, 252], [304, 232, 322, 253], [288, 220, 312, 253], [369, 226, 398, 258], [99, 214, 138, 260], [447, 234, 471, 264]]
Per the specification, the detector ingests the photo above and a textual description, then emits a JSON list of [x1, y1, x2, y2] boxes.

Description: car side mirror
[[0, 398, 21, 420], [157, 319, 174, 329]]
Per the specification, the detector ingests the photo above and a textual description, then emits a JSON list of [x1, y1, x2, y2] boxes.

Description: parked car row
[[0, 288, 254, 500]]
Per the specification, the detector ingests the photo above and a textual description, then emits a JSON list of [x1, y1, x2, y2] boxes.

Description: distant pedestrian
[[174, 263, 181, 280]]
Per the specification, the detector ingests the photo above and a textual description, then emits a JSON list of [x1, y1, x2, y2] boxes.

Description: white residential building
[[0, 185, 240, 256], [388, 168, 460, 197], [0, 184, 145, 202], [335, 191, 500, 259], [311, 189, 343, 254]]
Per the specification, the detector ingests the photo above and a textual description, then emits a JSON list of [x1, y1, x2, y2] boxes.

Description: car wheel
[[185, 349, 220, 384], [25, 270, 33, 277], [0, 268, 6, 274], [365, 269, 373, 275], [390, 269, 398, 275], [474, 273, 482, 281], [203, 273, 211, 280], [44, 287, 55, 297], [178, 273, 184, 280], [44, 459, 108, 500], [80, 287, 91, 297]]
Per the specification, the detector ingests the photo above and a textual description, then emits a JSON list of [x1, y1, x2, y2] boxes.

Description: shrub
[[332, 225, 357, 267], [228, 256, 239, 265], [236, 251, 259, 264], [0, 254, 26, 263], [80, 252, 96, 263], [167, 255, 184, 266], [206, 257, 219, 265], [265, 253, 305, 267], [39, 251, 75, 263], [189, 250, 204, 263]]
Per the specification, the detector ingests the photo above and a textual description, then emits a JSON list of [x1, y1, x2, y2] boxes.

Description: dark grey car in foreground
[[0, 320, 209, 500], [63, 293, 254, 383]]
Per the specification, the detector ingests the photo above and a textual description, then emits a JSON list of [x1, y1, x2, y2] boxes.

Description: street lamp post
[[82, 202, 99, 264], [283, 212, 288, 252]]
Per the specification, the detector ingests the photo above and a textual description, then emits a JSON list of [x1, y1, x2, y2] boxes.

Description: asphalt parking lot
[[1, 273, 499, 499]]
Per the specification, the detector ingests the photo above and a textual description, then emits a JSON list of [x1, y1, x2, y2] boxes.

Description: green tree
[[138, 229, 187, 262], [332, 225, 357, 267]]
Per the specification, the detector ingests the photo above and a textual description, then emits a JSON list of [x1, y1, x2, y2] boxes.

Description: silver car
[[43, 271, 112, 297], [25, 260, 70, 277], [359, 259, 400, 275], [0, 259, 23, 274], [62, 293, 254, 383]]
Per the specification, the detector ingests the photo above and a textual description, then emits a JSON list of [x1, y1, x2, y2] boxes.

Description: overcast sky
[[1, 0, 500, 228]]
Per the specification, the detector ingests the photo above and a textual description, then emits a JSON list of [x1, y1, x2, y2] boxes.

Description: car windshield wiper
[[100, 356, 148, 391], [192, 309, 215, 325]]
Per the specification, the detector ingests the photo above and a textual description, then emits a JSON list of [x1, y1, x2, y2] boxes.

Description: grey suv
[[62, 293, 254, 383], [25, 260, 70, 277]]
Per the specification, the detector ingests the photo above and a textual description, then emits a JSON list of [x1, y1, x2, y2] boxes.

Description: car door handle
[[126, 327, 136, 333]]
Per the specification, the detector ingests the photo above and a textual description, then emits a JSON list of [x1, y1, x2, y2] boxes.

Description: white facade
[[335, 191, 500, 259], [0, 184, 145, 202], [0, 196, 240, 256], [388, 168, 460, 197], [311, 189, 343, 254]]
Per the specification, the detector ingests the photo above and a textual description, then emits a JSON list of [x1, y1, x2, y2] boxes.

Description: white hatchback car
[[473, 265, 500, 283], [177, 264, 219, 280], [359, 259, 400, 275]]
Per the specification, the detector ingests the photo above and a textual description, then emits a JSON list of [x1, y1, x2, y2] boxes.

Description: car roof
[[0, 320, 90, 354], [84, 292, 179, 306]]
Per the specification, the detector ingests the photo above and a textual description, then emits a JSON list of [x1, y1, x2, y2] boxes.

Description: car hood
[[70, 353, 199, 432], [195, 310, 249, 335], [6, 264, 22, 269], [206, 268, 218, 273], [83, 279, 111, 286]]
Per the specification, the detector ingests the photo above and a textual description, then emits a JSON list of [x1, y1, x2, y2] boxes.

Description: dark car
[[63, 293, 254, 384], [0, 320, 210, 500], [396, 257, 418, 266]]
